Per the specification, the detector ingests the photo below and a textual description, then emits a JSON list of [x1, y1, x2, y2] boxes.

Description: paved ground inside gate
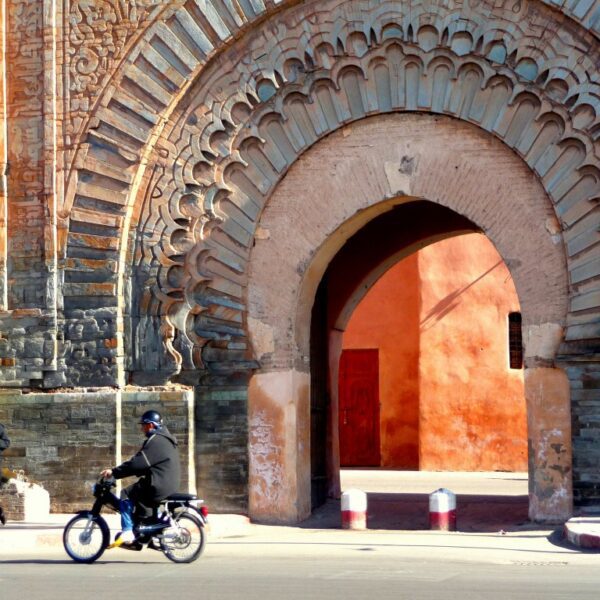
[[302, 470, 531, 533]]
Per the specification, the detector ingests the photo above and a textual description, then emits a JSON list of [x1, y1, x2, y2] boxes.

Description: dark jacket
[[0, 424, 9, 474], [112, 426, 180, 502], [0, 423, 9, 453]]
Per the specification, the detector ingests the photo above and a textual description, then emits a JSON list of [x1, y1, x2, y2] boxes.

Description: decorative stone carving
[[57, 0, 600, 403], [120, 0, 600, 381], [64, 0, 165, 169]]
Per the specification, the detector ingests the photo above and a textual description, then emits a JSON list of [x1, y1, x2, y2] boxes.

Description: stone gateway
[[0, 0, 598, 522]]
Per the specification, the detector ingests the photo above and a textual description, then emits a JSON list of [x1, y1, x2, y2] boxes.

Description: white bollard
[[429, 488, 456, 531], [341, 488, 367, 530]]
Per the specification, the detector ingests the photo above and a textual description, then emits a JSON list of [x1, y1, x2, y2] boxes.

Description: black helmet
[[139, 410, 162, 427]]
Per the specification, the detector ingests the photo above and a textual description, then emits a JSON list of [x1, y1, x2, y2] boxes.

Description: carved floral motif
[[65, 1, 162, 137]]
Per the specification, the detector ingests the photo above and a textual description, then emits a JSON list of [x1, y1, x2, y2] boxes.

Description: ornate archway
[[246, 113, 569, 523], [123, 2, 597, 384], [61, 0, 600, 516]]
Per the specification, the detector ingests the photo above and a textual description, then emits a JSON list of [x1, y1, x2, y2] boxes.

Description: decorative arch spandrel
[[115, 0, 600, 385], [56, 0, 600, 390]]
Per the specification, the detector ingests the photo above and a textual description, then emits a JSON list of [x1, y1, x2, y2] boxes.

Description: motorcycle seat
[[165, 493, 197, 502]]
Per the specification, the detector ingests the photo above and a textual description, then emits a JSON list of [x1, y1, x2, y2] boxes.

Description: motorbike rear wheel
[[63, 512, 110, 563], [160, 512, 205, 563]]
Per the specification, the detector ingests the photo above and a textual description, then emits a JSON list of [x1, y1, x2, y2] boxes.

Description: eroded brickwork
[[0, 478, 50, 521], [196, 386, 249, 512], [569, 362, 600, 506], [0, 388, 192, 512]]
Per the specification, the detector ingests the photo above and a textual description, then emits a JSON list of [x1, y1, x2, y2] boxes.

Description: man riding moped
[[101, 409, 180, 547]]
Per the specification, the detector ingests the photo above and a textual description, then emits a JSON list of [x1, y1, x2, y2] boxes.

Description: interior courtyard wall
[[342, 254, 421, 470], [418, 235, 527, 471], [342, 234, 527, 472]]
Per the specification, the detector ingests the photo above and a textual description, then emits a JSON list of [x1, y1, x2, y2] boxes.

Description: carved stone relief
[[66, 0, 164, 114], [7, 0, 47, 309], [123, 0, 600, 381]]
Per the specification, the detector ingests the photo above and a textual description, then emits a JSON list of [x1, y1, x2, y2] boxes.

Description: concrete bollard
[[429, 488, 456, 531], [341, 488, 367, 530]]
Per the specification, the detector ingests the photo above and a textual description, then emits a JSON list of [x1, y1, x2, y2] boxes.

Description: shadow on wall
[[420, 259, 503, 331], [341, 234, 526, 472], [302, 492, 532, 533]]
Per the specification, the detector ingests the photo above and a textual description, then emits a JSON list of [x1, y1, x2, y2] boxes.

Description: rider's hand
[[101, 468, 113, 478]]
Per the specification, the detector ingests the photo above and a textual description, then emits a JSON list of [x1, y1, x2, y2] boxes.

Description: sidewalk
[[0, 502, 597, 555], [1, 471, 598, 554], [0, 512, 252, 552]]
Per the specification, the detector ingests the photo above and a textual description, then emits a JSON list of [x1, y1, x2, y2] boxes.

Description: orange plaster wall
[[342, 233, 527, 472], [342, 253, 420, 468]]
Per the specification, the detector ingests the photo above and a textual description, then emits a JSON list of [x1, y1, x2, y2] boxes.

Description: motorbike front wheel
[[63, 512, 110, 563], [160, 512, 205, 563]]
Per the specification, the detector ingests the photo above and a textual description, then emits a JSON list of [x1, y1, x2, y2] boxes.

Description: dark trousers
[[121, 480, 157, 519]]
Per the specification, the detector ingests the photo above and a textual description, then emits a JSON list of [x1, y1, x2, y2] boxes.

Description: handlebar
[[92, 476, 116, 499]]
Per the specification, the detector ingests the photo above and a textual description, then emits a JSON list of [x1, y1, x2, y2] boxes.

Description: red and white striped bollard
[[341, 489, 367, 530], [429, 488, 456, 531]]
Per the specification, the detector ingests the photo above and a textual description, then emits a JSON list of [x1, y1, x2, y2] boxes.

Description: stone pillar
[[248, 370, 311, 524], [524, 323, 572, 523], [526, 366, 572, 522]]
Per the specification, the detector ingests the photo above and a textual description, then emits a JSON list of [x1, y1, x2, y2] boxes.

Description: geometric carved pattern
[[134, 0, 600, 379], [63, 0, 600, 382]]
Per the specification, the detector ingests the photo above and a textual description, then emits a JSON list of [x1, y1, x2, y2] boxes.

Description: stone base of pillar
[[0, 476, 50, 521]]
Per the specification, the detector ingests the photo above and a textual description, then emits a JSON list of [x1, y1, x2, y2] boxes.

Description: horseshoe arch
[[63, 0, 600, 519]]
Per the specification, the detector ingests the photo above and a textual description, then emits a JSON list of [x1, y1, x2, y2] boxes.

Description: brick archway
[[247, 113, 569, 523]]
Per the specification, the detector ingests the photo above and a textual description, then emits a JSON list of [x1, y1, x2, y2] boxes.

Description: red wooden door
[[339, 349, 380, 466]]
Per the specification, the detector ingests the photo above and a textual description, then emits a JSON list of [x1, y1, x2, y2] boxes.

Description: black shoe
[[148, 538, 162, 551], [0, 507, 5, 525], [120, 541, 144, 551]]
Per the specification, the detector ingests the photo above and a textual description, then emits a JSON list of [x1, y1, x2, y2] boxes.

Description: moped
[[63, 477, 208, 563]]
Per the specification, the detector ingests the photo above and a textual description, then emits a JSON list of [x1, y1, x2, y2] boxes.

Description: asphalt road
[[1, 531, 599, 600], [1, 472, 596, 599]]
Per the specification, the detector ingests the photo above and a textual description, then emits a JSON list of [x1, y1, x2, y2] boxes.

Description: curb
[[563, 517, 600, 550]]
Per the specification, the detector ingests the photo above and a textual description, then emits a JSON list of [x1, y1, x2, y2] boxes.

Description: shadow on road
[[0, 559, 75, 565], [0, 557, 162, 565], [301, 492, 537, 533]]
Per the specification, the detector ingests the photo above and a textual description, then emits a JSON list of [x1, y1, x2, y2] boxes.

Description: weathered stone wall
[[196, 386, 249, 512], [568, 362, 600, 507], [0, 387, 193, 512], [0, 310, 53, 387], [0, 389, 116, 511], [0, 0, 598, 522]]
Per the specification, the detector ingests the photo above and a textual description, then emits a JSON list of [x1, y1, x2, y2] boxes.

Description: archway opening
[[247, 113, 571, 525], [340, 233, 527, 473], [310, 204, 528, 527]]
